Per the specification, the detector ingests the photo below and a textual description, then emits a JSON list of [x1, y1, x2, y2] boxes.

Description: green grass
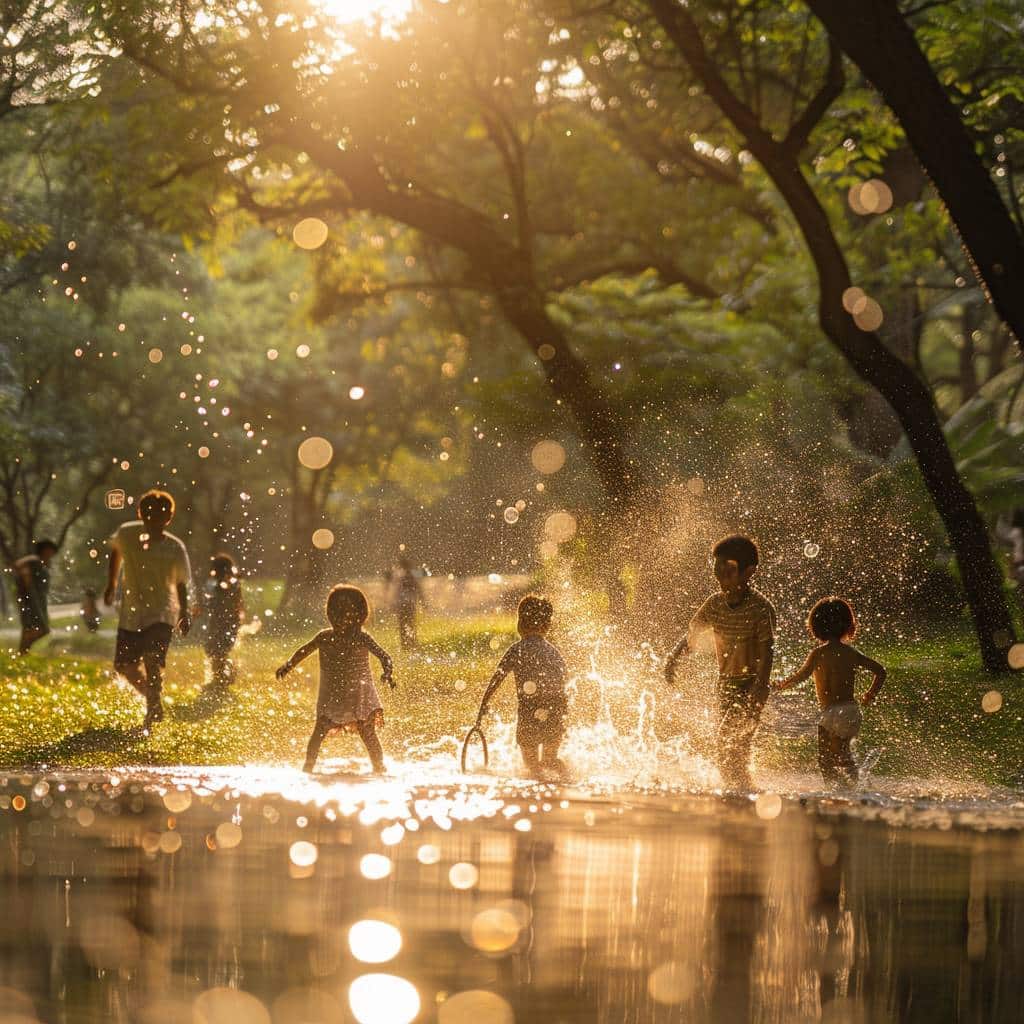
[[0, 613, 519, 769], [1, 616, 1021, 787]]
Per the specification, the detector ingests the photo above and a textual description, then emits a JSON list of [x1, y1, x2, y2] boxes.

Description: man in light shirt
[[104, 489, 192, 728]]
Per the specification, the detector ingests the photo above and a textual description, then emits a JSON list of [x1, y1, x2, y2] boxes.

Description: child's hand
[[384, 672, 396, 690], [275, 664, 291, 681], [860, 693, 875, 707], [663, 657, 678, 685]]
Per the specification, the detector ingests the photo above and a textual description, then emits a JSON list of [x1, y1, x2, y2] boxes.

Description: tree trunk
[[495, 285, 644, 507], [650, 0, 1017, 670], [806, 0, 1024, 352], [754, 160, 1016, 671]]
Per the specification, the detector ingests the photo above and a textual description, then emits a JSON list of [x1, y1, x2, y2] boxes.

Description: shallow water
[[2, 763, 1023, 1023]]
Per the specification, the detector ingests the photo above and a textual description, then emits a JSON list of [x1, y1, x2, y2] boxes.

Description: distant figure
[[104, 489, 192, 729], [80, 587, 102, 632], [12, 539, 58, 654], [277, 584, 395, 774], [476, 595, 568, 777], [774, 597, 885, 785], [394, 557, 424, 650], [199, 553, 245, 687], [664, 534, 776, 791]]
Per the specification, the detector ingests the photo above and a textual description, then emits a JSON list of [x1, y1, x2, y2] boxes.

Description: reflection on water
[[1, 770, 1023, 1023]]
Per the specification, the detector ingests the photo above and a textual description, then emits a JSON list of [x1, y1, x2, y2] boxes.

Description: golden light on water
[[298, 436, 334, 470], [755, 793, 782, 820], [469, 907, 520, 953], [439, 990, 514, 1024], [214, 822, 242, 849], [289, 840, 318, 867], [648, 961, 697, 1005], [348, 919, 403, 963], [348, 974, 420, 1024], [163, 790, 192, 814], [193, 986, 271, 1024], [360, 853, 392, 880], [448, 862, 478, 890]]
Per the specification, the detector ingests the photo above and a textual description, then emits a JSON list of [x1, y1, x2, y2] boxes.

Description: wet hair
[[139, 488, 175, 519], [326, 584, 369, 631], [712, 534, 760, 573], [34, 539, 58, 556], [517, 594, 553, 633], [210, 553, 237, 577], [808, 597, 857, 642]]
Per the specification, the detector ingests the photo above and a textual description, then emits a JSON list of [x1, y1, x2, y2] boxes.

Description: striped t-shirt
[[686, 589, 776, 679]]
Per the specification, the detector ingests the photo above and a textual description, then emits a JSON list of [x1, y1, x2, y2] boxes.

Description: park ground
[[1, 599, 1021, 791]]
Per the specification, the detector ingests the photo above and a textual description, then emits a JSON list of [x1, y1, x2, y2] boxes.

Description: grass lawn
[[0, 614, 1020, 788]]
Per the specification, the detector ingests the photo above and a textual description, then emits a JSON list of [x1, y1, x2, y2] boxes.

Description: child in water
[[199, 553, 245, 687], [276, 585, 395, 774], [664, 534, 776, 791], [773, 596, 886, 785], [476, 595, 568, 777]]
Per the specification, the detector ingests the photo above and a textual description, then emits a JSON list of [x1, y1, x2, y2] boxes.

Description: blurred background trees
[[0, 0, 1020, 662]]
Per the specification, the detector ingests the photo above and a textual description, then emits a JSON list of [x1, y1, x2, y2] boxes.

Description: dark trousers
[[717, 676, 764, 789]]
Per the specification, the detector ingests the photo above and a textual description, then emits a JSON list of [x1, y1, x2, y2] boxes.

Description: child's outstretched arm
[[276, 633, 324, 680], [363, 633, 396, 689], [664, 599, 713, 683], [856, 651, 886, 705], [477, 667, 508, 723], [773, 650, 816, 691]]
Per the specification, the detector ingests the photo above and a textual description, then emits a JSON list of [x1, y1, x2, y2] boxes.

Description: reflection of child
[[664, 535, 776, 791], [773, 597, 886, 785], [276, 585, 395, 774], [477, 595, 567, 776], [81, 588, 101, 632], [200, 554, 244, 687]]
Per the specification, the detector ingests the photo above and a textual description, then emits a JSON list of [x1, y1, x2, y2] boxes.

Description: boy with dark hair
[[476, 595, 567, 776], [664, 534, 776, 790], [774, 596, 885, 784], [104, 489, 191, 728], [13, 539, 58, 654]]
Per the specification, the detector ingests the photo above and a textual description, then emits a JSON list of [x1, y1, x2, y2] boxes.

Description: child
[[105, 490, 192, 728], [81, 587, 101, 632], [664, 534, 776, 791], [199, 553, 245, 687], [476, 595, 567, 776], [773, 597, 885, 785], [276, 585, 395, 774]]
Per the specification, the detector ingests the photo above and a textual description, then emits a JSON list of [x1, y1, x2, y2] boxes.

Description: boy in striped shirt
[[664, 534, 776, 790]]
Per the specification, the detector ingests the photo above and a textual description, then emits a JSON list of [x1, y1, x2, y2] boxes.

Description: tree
[[619, 0, 1017, 668], [804, 0, 1024, 353]]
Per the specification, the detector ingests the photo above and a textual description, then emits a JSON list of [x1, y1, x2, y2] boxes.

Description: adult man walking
[[105, 489, 191, 728]]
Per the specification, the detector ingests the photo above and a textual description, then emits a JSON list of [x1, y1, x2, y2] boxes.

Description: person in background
[[81, 587, 102, 632], [13, 539, 58, 654], [199, 553, 245, 687], [394, 556, 425, 650], [104, 489, 191, 729]]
